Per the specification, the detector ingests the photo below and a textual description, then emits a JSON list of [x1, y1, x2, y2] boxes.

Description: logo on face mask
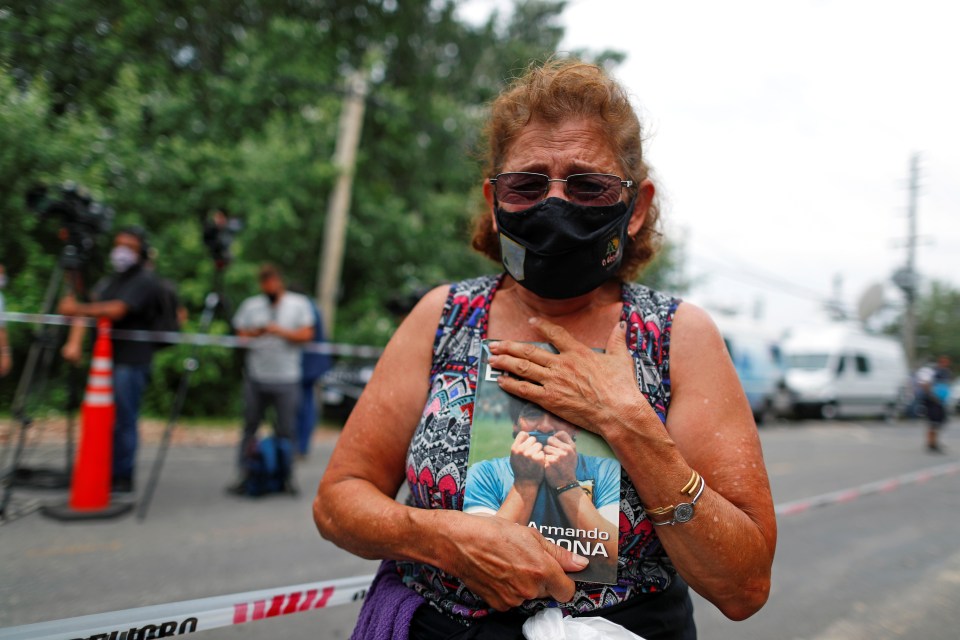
[[601, 236, 621, 268]]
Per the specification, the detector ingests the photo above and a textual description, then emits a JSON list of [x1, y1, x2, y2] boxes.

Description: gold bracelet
[[645, 470, 702, 522], [650, 478, 706, 526], [680, 469, 699, 495]]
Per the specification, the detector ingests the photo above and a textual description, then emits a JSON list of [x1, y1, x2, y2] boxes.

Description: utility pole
[[316, 68, 368, 337], [901, 154, 920, 371]]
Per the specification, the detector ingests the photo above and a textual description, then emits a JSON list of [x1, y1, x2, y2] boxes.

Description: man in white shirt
[[231, 264, 314, 490]]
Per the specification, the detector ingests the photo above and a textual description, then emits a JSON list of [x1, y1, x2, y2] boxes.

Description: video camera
[[202, 209, 243, 267], [26, 183, 114, 269]]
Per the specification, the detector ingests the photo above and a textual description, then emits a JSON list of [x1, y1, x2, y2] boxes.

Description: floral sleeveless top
[[397, 274, 681, 619]]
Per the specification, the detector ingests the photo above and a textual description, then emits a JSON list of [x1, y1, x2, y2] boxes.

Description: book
[[464, 340, 621, 585]]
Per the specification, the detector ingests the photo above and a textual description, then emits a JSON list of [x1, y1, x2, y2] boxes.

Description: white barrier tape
[[0, 312, 384, 358], [2, 463, 959, 639], [0, 574, 375, 640], [775, 460, 960, 516]]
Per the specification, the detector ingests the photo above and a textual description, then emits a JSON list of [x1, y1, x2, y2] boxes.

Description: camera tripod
[[0, 258, 86, 520], [136, 265, 231, 521]]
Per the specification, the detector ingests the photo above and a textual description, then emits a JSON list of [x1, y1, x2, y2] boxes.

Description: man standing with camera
[[230, 263, 314, 495], [59, 226, 166, 493]]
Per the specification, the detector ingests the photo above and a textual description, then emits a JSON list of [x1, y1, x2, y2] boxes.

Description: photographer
[[59, 226, 166, 493]]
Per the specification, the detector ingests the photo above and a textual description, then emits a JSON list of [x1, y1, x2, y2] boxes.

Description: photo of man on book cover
[[464, 366, 621, 584]]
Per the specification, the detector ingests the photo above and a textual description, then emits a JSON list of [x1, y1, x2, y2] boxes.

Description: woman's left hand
[[488, 317, 654, 438]]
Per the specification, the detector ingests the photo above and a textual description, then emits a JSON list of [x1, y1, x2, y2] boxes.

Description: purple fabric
[[351, 560, 425, 640]]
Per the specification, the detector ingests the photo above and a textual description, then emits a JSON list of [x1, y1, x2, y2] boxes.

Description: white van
[[715, 316, 789, 425], [781, 324, 909, 420]]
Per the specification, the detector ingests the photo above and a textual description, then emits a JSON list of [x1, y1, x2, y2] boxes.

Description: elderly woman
[[315, 59, 777, 640]]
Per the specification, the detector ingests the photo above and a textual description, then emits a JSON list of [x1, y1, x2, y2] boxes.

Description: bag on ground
[[242, 436, 293, 496]]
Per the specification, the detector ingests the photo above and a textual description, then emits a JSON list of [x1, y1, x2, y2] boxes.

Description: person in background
[[59, 227, 166, 493], [0, 264, 11, 377], [917, 355, 953, 453], [295, 292, 332, 458], [315, 59, 776, 639], [230, 263, 314, 492]]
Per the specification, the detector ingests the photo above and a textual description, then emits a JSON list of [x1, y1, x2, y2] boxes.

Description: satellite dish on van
[[857, 283, 886, 322]]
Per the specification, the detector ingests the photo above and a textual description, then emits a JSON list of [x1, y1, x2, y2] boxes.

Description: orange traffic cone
[[44, 318, 133, 521]]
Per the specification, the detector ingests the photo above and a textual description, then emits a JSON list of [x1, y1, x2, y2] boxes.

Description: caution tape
[[0, 574, 375, 640], [774, 460, 960, 516], [3, 462, 960, 638], [0, 312, 383, 358]]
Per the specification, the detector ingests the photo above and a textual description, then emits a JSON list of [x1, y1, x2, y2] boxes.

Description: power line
[[689, 252, 832, 305]]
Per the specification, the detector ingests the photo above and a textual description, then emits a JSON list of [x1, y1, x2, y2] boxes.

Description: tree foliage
[[913, 281, 960, 365], [0, 0, 679, 416]]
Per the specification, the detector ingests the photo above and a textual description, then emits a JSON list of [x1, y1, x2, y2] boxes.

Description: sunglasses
[[490, 172, 633, 207]]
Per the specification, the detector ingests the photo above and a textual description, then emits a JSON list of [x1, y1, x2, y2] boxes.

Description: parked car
[[715, 316, 790, 425], [319, 358, 378, 422], [781, 324, 909, 420]]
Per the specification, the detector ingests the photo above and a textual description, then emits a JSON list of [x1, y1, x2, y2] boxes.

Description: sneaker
[[111, 476, 134, 493], [225, 480, 249, 496], [282, 478, 300, 496]]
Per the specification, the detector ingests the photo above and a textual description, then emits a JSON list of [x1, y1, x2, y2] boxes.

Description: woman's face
[[484, 117, 649, 235]]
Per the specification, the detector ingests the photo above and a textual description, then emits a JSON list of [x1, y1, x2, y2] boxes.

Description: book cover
[[464, 340, 621, 585]]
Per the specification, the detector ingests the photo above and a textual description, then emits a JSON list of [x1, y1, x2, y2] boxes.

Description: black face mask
[[494, 196, 635, 299]]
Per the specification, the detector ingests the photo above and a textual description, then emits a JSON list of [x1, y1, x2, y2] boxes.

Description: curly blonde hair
[[471, 58, 661, 280]]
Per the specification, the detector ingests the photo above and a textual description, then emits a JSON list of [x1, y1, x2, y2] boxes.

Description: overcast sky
[[462, 0, 959, 333]]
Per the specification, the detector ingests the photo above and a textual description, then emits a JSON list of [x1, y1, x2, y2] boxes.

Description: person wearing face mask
[[59, 226, 166, 493], [229, 263, 314, 494], [314, 59, 776, 639], [0, 264, 11, 378]]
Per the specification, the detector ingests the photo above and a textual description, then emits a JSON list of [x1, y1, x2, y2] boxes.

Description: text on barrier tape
[[0, 574, 375, 640]]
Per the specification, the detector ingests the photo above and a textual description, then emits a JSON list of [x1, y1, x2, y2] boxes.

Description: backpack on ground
[[241, 436, 294, 497]]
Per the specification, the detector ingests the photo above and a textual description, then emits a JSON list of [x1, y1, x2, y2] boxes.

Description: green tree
[[915, 280, 960, 365], [0, 0, 684, 416]]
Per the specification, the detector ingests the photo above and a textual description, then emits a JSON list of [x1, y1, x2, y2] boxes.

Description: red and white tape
[[3, 465, 959, 639], [0, 574, 375, 640], [775, 460, 960, 516]]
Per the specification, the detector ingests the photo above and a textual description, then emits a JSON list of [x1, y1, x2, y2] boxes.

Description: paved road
[[1, 418, 958, 639]]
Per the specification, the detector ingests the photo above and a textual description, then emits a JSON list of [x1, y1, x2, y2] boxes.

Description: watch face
[[674, 502, 694, 523]]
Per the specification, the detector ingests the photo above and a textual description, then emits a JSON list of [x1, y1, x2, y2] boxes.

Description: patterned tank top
[[397, 274, 682, 620]]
